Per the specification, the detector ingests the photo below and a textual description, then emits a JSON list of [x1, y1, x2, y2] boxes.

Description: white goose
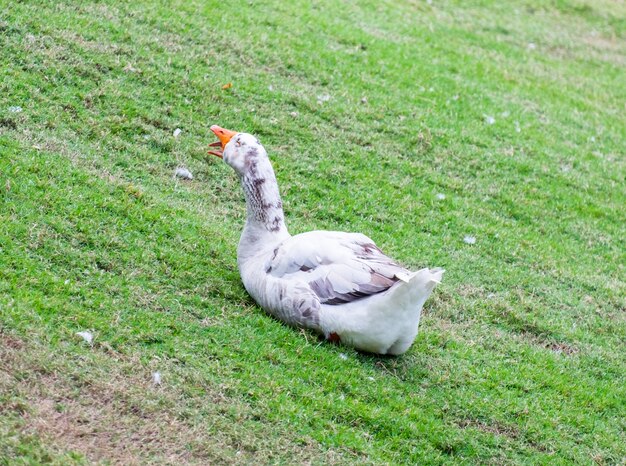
[[208, 125, 443, 355]]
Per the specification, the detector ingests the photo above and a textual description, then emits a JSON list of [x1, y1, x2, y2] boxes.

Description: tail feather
[[426, 267, 445, 285], [387, 267, 444, 306]]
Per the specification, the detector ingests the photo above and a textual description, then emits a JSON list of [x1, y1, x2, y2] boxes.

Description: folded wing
[[265, 231, 409, 305]]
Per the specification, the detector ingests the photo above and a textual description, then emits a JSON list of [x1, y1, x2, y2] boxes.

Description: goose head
[[208, 125, 266, 177]]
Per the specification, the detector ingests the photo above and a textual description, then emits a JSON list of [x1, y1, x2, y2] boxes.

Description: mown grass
[[1, 0, 625, 463]]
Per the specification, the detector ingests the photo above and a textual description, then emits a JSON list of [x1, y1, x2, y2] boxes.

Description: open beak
[[208, 125, 238, 158]]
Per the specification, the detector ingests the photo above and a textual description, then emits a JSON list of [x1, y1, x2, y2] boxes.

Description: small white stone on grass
[[361, 96, 368, 104], [484, 115, 496, 125], [339, 353, 348, 360], [527, 42, 537, 50], [76, 331, 94, 345], [289, 111, 299, 117], [514, 121, 521, 133], [436, 193, 446, 200], [152, 371, 162, 385], [8, 106, 22, 113], [367, 376, 375, 381], [173, 128, 182, 138], [174, 167, 193, 180], [463, 235, 477, 245], [268, 84, 274, 91]]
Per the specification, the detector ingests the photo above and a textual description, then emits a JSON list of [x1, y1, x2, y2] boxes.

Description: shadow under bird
[[208, 125, 443, 355]]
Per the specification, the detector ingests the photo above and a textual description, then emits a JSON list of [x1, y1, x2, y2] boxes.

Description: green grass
[[1, 0, 625, 463]]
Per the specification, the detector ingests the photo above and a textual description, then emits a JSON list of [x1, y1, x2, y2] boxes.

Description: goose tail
[[395, 267, 444, 296], [318, 267, 444, 355], [378, 267, 443, 354]]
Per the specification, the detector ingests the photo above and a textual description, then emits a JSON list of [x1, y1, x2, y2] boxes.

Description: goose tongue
[[208, 125, 238, 158]]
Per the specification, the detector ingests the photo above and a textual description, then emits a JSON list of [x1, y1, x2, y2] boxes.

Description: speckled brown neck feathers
[[239, 146, 287, 234]]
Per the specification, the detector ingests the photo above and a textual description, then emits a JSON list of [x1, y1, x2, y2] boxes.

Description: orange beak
[[208, 125, 238, 158]]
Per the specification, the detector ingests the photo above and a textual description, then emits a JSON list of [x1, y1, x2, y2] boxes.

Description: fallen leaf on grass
[[222, 82, 233, 89]]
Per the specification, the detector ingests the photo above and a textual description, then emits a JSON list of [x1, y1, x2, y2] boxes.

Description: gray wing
[[266, 231, 409, 305]]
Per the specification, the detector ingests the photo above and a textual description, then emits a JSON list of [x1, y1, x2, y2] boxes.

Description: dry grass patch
[[0, 333, 345, 465]]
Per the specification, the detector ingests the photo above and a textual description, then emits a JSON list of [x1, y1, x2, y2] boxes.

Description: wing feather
[[267, 231, 409, 305]]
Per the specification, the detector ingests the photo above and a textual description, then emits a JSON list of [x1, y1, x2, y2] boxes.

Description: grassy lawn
[[1, 0, 625, 463]]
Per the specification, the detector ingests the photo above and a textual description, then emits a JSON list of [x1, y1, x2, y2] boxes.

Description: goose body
[[209, 126, 443, 355]]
